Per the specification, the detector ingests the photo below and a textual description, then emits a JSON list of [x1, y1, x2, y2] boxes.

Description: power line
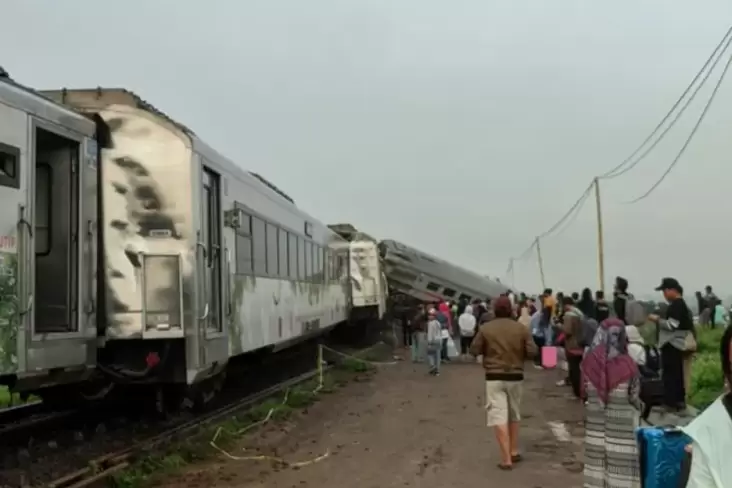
[[545, 186, 593, 240], [625, 47, 732, 204], [600, 24, 732, 180], [602, 29, 732, 180]]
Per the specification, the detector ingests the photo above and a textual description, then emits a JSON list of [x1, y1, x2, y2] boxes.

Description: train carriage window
[[288, 233, 298, 280], [266, 222, 278, 275], [426, 282, 441, 292], [304, 241, 312, 280], [278, 228, 288, 277], [443, 288, 456, 298], [458, 293, 472, 303], [0, 143, 20, 189], [252, 217, 267, 275], [35, 164, 52, 254], [314, 246, 322, 283], [235, 208, 253, 274], [298, 237, 306, 279]]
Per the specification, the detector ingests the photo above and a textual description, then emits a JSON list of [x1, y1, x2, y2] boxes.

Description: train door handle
[[199, 303, 210, 321]]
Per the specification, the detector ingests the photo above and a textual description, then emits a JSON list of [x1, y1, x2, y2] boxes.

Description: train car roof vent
[[249, 172, 295, 204]]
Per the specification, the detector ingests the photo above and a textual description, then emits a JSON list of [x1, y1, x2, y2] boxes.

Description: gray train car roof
[[380, 239, 508, 298], [40, 87, 344, 243], [327, 223, 378, 243], [0, 75, 95, 137]]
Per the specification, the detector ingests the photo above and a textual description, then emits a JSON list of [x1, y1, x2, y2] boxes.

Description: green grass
[[111, 359, 374, 488], [0, 386, 37, 408]]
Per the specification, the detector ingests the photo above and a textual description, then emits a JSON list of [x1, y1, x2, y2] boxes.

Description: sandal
[[497, 463, 513, 471], [511, 454, 523, 463]]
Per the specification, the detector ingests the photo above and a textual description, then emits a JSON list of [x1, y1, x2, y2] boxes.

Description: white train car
[[328, 224, 387, 322], [40, 88, 351, 405], [0, 72, 99, 395], [379, 239, 507, 304]]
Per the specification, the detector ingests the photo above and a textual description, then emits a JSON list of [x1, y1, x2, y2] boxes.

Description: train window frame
[[252, 216, 267, 275], [443, 288, 456, 298], [304, 240, 312, 281], [266, 222, 278, 276], [298, 236, 306, 279], [426, 282, 441, 292], [278, 227, 288, 278], [234, 207, 253, 274], [315, 245, 322, 283], [288, 233, 298, 280], [0, 142, 20, 189], [34, 163, 52, 255]]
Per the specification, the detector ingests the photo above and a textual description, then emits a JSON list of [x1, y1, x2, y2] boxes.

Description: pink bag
[[541, 346, 558, 369]]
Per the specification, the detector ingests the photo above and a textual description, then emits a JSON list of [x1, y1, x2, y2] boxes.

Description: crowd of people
[[399, 276, 732, 487]]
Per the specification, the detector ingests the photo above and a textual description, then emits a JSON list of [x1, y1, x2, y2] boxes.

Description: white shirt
[[458, 312, 477, 337], [682, 396, 732, 488]]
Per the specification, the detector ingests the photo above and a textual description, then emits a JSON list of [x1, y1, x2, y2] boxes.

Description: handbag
[[682, 332, 697, 353]]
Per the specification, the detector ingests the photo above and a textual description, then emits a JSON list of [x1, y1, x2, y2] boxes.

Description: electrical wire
[[602, 30, 732, 180], [544, 186, 593, 240], [600, 24, 732, 179], [537, 181, 594, 241], [625, 47, 732, 204], [508, 181, 592, 266]]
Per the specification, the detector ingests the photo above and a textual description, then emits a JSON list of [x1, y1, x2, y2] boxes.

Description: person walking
[[426, 309, 442, 376], [648, 277, 695, 414], [410, 305, 427, 363], [595, 290, 610, 323], [582, 318, 642, 488], [561, 297, 585, 399], [577, 287, 596, 319], [458, 305, 476, 360], [470, 296, 538, 471]]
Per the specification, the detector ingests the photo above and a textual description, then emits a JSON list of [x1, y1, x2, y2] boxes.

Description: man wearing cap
[[648, 277, 696, 414]]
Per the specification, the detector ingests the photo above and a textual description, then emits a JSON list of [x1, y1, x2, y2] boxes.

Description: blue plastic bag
[[636, 426, 692, 488]]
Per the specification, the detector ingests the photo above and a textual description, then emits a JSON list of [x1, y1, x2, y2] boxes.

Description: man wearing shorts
[[470, 296, 537, 471]]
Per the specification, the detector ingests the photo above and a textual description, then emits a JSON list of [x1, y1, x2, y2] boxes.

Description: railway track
[[0, 335, 384, 488], [45, 368, 324, 488], [43, 340, 379, 488]]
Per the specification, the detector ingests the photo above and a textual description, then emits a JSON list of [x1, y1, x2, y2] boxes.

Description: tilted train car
[[378, 239, 507, 304], [0, 73, 100, 396], [33, 88, 352, 407], [328, 223, 387, 322]]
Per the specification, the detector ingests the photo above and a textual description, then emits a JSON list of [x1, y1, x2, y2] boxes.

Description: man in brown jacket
[[560, 297, 585, 400], [470, 296, 538, 470]]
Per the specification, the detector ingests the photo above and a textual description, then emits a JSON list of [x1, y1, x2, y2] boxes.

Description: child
[[426, 309, 442, 376]]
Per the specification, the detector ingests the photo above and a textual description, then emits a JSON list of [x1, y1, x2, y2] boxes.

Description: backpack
[[579, 317, 599, 348], [625, 294, 648, 326]]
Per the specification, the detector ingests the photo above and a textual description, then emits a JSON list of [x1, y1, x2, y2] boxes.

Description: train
[[378, 239, 508, 304], [0, 74, 389, 410], [0, 72, 505, 412]]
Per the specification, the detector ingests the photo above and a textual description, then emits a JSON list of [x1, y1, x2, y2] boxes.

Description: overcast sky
[[4, 0, 732, 297]]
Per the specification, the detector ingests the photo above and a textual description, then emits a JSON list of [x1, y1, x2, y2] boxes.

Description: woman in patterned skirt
[[581, 318, 642, 488]]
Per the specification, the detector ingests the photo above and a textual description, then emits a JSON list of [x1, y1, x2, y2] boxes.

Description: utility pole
[[594, 177, 606, 294], [535, 237, 546, 290]]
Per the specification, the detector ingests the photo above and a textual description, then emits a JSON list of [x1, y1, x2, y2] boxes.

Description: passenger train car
[[379, 239, 508, 304], [0, 72, 100, 397], [328, 223, 387, 323], [0, 77, 356, 408]]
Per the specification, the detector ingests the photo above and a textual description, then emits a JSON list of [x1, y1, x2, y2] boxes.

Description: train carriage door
[[199, 165, 227, 364], [27, 122, 96, 370]]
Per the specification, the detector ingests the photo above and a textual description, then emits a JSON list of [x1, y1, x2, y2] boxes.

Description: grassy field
[[638, 323, 726, 410]]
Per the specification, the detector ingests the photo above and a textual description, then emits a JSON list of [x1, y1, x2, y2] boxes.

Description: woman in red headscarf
[[581, 318, 642, 488]]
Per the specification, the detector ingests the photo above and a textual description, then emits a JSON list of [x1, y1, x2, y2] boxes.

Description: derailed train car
[[3, 86, 353, 407], [379, 239, 507, 304], [328, 223, 387, 323]]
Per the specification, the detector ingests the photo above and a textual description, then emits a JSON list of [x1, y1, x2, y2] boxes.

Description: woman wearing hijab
[[578, 287, 596, 319], [582, 318, 642, 488]]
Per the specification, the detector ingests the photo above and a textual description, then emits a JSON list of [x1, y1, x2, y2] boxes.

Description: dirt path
[[157, 355, 584, 488]]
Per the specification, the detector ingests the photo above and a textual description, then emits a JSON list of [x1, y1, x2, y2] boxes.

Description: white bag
[[446, 337, 459, 359]]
